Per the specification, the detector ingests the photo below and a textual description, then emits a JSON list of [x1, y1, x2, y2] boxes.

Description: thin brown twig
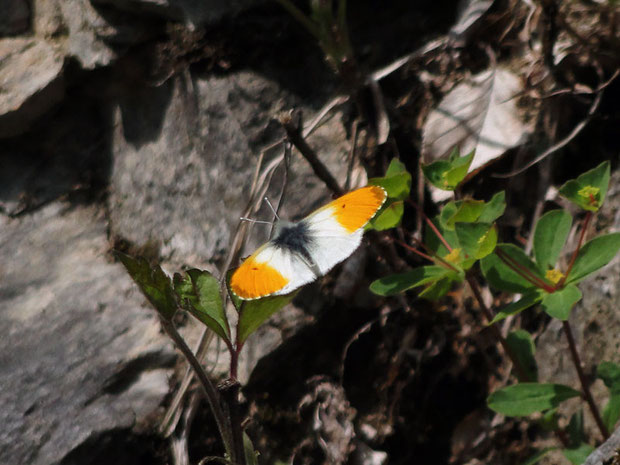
[[279, 111, 344, 196]]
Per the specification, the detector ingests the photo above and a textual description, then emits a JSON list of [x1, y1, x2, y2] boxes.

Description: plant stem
[[559, 211, 592, 287], [221, 379, 246, 465], [406, 199, 454, 252], [466, 275, 531, 383], [495, 248, 554, 292], [160, 318, 234, 457], [562, 320, 609, 439]]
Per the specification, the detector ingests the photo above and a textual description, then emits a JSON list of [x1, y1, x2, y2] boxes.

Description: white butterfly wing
[[230, 242, 318, 300]]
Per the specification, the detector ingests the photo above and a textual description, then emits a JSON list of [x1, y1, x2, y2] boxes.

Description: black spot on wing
[[272, 222, 316, 267]]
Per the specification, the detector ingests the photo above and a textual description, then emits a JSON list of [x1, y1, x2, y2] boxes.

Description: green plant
[[116, 181, 404, 464], [371, 158, 620, 463]]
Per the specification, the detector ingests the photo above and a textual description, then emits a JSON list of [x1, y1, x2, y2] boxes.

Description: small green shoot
[[559, 161, 610, 211], [422, 147, 475, 191]]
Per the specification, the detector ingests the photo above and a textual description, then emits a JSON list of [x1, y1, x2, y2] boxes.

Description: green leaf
[[440, 199, 484, 230], [478, 191, 506, 223], [481, 244, 545, 293], [566, 233, 620, 284], [385, 158, 408, 177], [418, 276, 454, 300], [521, 448, 555, 465], [597, 361, 620, 389], [455, 222, 497, 260], [559, 161, 610, 211], [490, 289, 544, 324], [506, 330, 539, 382], [566, 409, 586, 446], [369, 159, 412, 201], [562, 443, 595, 465], [540, 284, 582, 321], [538, 409, 559, 431], [422, 148, 474, 191], [597, 361, 620, 430], [602, 393, 620, 431], [175, 270, 230, 341], [534, 210, 572, 270], [243, 432, 259, 465], [237, 293, 295, 345], [370, 266, 452, 296], [368, 200, 403, 230], [117, 252, 177, 320], [487, 383, 581, 416]]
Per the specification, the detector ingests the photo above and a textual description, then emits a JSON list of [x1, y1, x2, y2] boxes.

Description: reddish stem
[[559, 211, 592, 287], [495, 248, 554, 292], [562, 320, 609, 440], [407, 199, 453, 252], [395, 238, 436, 263]]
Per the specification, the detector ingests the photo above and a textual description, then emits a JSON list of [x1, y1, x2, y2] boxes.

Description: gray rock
[[108, 71, 353, 263], [0, 0, 31, 36], [0, 202, 176, 465], [0, 38, 64, 138], [92, 0, 262, 25]]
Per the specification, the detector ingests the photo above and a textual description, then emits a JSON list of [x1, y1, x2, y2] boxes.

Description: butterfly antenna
[[239, 217, 273, 225], [263, 197, 280, 221]]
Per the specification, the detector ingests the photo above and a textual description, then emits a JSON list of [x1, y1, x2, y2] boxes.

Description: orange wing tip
[[332, 185, 388, 233], [230, 258, 290, 300]]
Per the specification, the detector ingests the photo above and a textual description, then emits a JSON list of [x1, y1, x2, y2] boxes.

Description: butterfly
[[230, 185, 387, 300]]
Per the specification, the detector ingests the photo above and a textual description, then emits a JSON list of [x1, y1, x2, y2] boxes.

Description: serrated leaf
[[478, 190, 506, 223], [440, 199, 484, 230], [506, 330, 538, 382], [540, 284, 582, 321], [370, 266, 451, 296], [175, 270, 230, 341], [559, 161, 610, 211], [369, 159, 412, 201], [566, 233, 620, 284], [237, 293, 295, 345], [455, 222, 497, 259], [490, 288, 544, 324], [117, 252, 177, 320], [369, 200, 403, 231], [562, 443, 595, 465], [481, 244, 544, 293], [487, 383, 581, 416], [534, 210, 572, 270], [521, 448, 555, 465]]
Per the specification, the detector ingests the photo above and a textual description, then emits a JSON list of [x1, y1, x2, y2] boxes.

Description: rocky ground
[[1, 1, 619, 464]]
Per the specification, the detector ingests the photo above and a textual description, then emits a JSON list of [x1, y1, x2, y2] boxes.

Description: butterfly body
[[230, 186, 387, 300]]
